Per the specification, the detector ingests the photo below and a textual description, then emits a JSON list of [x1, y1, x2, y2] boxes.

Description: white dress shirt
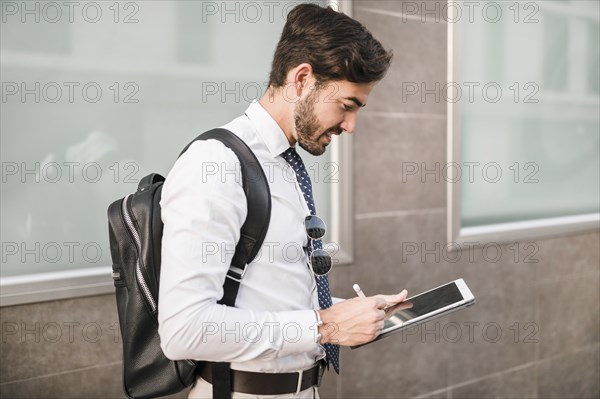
[[158, 100, 328, 375]]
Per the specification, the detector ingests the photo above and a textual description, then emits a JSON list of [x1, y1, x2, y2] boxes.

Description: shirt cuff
[[332, 296, 345, 305], [275, 310, 321, 357]]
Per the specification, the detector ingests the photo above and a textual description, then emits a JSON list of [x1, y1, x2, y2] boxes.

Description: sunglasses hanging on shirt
[[304, 215, 332, 276]]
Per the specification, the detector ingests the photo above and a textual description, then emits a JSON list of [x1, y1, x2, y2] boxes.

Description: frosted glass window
[[460, 0, 600, 228], [1, 0, 333, 278]]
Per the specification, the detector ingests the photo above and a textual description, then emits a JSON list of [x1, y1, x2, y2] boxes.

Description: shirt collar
[[244, 100, 292, 157]]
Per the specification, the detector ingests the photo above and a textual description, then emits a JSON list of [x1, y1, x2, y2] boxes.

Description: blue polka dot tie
[[280, 147, 340, 374]]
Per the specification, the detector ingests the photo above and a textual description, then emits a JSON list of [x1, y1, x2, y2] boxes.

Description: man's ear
[[287, 63, 314, 95]]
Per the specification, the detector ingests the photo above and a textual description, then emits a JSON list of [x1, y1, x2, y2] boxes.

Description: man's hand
[[383, 298, 413, 319], [317, 290, 408, 346]]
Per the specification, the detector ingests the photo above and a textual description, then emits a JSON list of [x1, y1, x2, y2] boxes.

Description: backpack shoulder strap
[[179, 129, 272, 399], [178, 128, 272, 307]]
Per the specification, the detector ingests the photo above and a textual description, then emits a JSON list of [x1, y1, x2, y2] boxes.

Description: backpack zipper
[[122, 194, 158, 313]]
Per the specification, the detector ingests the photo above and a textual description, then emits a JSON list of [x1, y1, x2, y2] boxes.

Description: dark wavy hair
[[268, 3, 393, 87]]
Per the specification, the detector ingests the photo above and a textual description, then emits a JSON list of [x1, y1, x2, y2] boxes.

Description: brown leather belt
[[198, 360, 327, 395]]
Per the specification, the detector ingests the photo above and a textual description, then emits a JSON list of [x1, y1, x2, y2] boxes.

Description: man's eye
[[342, 104, 353, 111]]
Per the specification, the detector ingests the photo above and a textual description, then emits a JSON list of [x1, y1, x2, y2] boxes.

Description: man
[[158, 4, 408, 398]]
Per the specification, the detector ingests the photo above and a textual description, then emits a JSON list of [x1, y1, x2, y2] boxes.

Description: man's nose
[[340, 113, 357, 134]]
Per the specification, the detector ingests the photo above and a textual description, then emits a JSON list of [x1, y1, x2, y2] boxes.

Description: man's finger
[[372, 296, 388, 309], [374, 309, 386, 322], [378, 289, 408, 305]]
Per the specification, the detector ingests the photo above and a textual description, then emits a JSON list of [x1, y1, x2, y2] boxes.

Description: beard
[[294, 90, 340, 156]]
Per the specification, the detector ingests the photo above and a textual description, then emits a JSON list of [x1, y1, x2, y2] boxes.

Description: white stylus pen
[[353, 283, 366, 298]]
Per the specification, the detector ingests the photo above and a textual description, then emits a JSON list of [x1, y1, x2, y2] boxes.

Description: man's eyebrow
[[345, 97, 366, 108]]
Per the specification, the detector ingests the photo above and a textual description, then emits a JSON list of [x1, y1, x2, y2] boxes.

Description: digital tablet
[[350, 279, 475, 349]]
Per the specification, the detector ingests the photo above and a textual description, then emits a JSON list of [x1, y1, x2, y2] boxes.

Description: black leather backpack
[[107, 129, 271, 399]]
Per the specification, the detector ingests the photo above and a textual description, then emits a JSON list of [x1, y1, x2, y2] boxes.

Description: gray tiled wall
[[319, 1, 599, 398], [1, 1, 599, 398]]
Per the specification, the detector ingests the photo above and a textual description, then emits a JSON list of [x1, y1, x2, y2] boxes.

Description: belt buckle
[[316, 359, 327, 388], [295, 368, 304, 395]]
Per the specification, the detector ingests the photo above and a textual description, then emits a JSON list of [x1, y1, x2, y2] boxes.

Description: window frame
[[446, 9, 600, 247], [0, 0, 355, 307]]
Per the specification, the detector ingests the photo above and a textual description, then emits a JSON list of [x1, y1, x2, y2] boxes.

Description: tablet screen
[[383, 282, 464, 330]]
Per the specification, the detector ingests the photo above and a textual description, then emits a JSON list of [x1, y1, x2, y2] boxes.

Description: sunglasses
[[305, 215, 332, 276]]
